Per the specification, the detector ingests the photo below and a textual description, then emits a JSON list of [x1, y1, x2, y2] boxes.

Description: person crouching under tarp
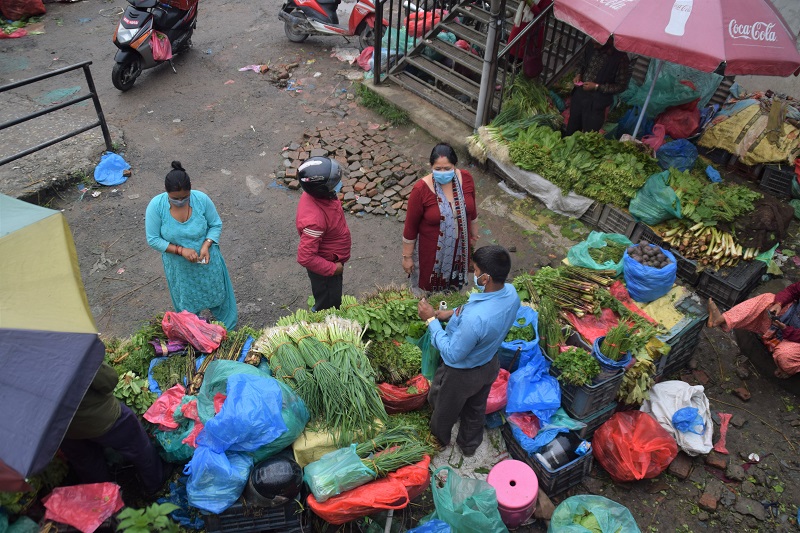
[[59, 363, 166, 495], [566, 37, 631, 135]]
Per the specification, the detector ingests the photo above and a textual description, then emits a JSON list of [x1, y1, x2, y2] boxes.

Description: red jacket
[[773, 282, 800, 342], [295, 192, 352, 276]]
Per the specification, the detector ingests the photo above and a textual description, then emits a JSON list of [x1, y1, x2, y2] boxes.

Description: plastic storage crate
[[630, 222, 666, 249], [654, 294, 707, 375], [696, 260, 767, 309], [501, 426, 593, 496], [729, 157, 765, 181], [555, 367, 624, 419], [597, 205, 637, 238], [204, 499, 303, 533], [673, 250, 701, 286], [760, 164, 795, 198], [697, 147, 732, 167], [579, 201, 604, 227], [575, 401, 617, 440]]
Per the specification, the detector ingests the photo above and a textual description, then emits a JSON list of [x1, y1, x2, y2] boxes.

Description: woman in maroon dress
[[402, 143, 477, 293]]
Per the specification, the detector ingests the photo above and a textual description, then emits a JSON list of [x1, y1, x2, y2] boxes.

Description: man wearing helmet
[[295, 157, 352, 311]]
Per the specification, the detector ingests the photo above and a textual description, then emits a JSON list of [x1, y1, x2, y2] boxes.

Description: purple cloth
[[150, 338, 188, 356]]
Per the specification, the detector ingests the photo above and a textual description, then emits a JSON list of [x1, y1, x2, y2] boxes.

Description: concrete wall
[[736, 0, 800, 98]]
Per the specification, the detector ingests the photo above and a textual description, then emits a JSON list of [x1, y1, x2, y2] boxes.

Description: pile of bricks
[[276, 122, 424, 222]]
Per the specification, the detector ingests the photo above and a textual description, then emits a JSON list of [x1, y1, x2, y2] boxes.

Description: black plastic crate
[[630, 222, 666, 249], [696, 260, 767, 309], [697, 147, 732, 167], [658, 341, 699, 377], [729, 157, 765, 181], [574, 401, 617, 440], [597, 204, 637, 238], [204, 499, 303, 533], [579, 201, 604, 227], [501, 426, 593, 496], [554, 366, 624, 419], [760, 164, 796, 198], [673, 250, 701, 286]]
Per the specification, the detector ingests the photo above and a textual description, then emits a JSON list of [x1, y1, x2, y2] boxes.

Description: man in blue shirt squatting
[[417, 245, 521, 456]]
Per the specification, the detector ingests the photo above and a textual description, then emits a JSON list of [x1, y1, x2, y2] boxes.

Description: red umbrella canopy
[[554, 0, 800, 76]]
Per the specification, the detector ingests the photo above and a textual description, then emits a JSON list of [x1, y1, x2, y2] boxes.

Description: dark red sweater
[[295, 192, 352, 277], [773, 281, 800, 342]]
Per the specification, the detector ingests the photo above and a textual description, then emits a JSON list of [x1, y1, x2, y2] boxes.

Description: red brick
[[733, 387, 751, 401], [668, 452, 693, 480], [705, 451, 728, 470], [285, 168, 297, 179], [693, 369, 710, 385], [353, 182, 367, 193], [698, 492, 718, 512]]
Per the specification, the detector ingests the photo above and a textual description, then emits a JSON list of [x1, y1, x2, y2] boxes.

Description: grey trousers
[[428, 355, 500, 453]]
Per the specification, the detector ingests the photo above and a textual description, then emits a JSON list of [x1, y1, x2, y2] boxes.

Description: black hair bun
[[171, 161, 185, 171]]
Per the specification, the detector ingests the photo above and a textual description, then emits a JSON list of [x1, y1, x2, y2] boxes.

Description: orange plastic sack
[[42, 483, 124, 533], [593, 411, 678, 482], [307, 477, 409, 525], [162, 311, 226, 353], [378, 374, 430, 414], [485, 368, 510, 414], [144, 384, 185, 430], [406, 10, 444, 37], [387, 455, 431, 500]]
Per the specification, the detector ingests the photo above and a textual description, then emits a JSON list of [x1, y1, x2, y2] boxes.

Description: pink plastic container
[[487, 459, 538, 529]]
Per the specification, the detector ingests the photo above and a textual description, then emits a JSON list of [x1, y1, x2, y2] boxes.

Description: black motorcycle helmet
[[243, 456, 303, 507], [298, 157, 342, 199]]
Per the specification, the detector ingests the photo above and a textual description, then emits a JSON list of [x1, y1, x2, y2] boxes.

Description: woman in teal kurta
[[145, 161, 238, 329]]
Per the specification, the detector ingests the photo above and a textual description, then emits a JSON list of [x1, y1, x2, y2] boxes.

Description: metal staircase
[[373, 0, 589, 128]]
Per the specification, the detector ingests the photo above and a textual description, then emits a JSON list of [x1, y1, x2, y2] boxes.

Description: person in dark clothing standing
[[295, 157, 352, 311], [418, 245, 520, 456], [59, 363, 165, 495], [566, 38, 631, 135]]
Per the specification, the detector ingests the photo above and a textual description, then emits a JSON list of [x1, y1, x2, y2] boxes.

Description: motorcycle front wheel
[[112, 57, 142, 91], [357, 21, 383, 51], [284, 17, 309, 43]]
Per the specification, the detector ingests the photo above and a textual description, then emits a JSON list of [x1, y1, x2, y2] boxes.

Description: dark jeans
[[566, 88, 608, 135], [428, 355, 500, 453], [307, 269, 343, 311], [60, 403, 164, 494]]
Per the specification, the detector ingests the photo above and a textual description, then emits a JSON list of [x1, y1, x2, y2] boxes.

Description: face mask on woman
[[169, 195, 190, 207], [432, 169, 455, 184]]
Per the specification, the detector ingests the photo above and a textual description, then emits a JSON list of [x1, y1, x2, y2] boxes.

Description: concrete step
[[423, 38, 483, 75], [387, 71, 478, 127], [404, 54, 481, 97]]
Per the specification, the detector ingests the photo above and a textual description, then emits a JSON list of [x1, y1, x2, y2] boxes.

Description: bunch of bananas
[[658, 222, 760, 270]]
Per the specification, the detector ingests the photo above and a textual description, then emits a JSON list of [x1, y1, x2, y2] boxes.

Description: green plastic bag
[[251, 380, 310, 462], [303, 444, 376, 503], [0, 512, 39, 533], [154, 396, 198, 463], [197, 360, 269, 422], [567, 231, 632, 276], [410, 329, 440, 381], [629, 171, 682, 225], [548, 495, 640, 533], [430, 466, 508, 533]]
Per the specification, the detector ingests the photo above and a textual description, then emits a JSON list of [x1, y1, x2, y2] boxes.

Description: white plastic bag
[[640, 380, 712, 456]]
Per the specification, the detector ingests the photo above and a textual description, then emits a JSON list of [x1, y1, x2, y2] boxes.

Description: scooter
[[279, 0, 385, 50], [112, 0, 198, 91]]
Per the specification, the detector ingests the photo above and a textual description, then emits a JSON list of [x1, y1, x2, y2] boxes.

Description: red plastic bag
[[507, 412, 541, 438], [609, 281, 658, 324], [181, 399, 204, 447], [406, 10, 444, 37], [485, 368, 510, 414], [152, 31, 173, 61], [144, 384, 186, 430], [656, 106, 700, 139], [387, 455, 431, 500], [162, 311, 226, 353], [307, 477, 409, 525], [213, 392, 227, 413], [357, 46, 374, 71], [593, 411, 678, 482], [377, 374, 429, 414], [642, 124, 666, 152], [0, 0, 45, 21], [42, 483, 124, 533]]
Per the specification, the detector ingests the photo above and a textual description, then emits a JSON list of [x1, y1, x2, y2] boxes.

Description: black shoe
[[460, 448, 476, 458]]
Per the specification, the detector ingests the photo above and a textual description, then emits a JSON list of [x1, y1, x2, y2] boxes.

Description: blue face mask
[[333, 181, 343, 194], [168, 195, 190, 207], [432, 169, 455, 184], [474, 273, 485, 292]]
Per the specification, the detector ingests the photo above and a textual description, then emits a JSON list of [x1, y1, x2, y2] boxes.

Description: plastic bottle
[[665, 0, 693, 37]]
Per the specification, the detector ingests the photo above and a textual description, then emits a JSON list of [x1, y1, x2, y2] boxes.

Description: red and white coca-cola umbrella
[[554, 0, 800, 76]]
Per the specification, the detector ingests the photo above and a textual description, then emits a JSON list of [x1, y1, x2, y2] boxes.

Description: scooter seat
[[153, 4, 186, 29], [128, 0, 158, 8], [316, 0, 338, 3]]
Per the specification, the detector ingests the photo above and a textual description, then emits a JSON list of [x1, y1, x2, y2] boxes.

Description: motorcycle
[[279, 0, 385, 50], [112, 0, 198, 91]]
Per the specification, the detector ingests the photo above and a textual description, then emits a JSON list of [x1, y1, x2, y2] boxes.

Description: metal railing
[[0, 61, 113, 167]]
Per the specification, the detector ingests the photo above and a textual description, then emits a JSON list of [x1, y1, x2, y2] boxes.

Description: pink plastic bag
[[181, 399, 205, 447], [357, 46, 374, 71], [162, 311, 226, 353], [144, 384, 186, 430], [642, 124, 666, 151], [485, 368, 510, 414], [43, 483, 124, 533], [213, 392, 227, 414], [152, 31, 173, 61]]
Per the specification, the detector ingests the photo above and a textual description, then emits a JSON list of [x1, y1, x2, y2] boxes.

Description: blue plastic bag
[[672, 407, 706, 435], [197, 360, 270, 422], [622, 246, 677, 303], [157, 477, 206, 530], [592, 336, 632, 372], [198, 373, 286, 454], [506, 354, 561, 425], [616, 106, 653, 139], [548, 495, 641, 533], [499, 306, 540, 370], [705, 165, 721, 183], [185, 448, 253, 514], [93, 151, 130, 186], [656, 139, 698, 172], [251, 380, 310, 462], [408, 519, 452, 533]]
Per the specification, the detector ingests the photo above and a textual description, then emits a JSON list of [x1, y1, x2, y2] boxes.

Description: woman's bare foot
[[774, 369, 791, 379], [707, 298, 725, 328]]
